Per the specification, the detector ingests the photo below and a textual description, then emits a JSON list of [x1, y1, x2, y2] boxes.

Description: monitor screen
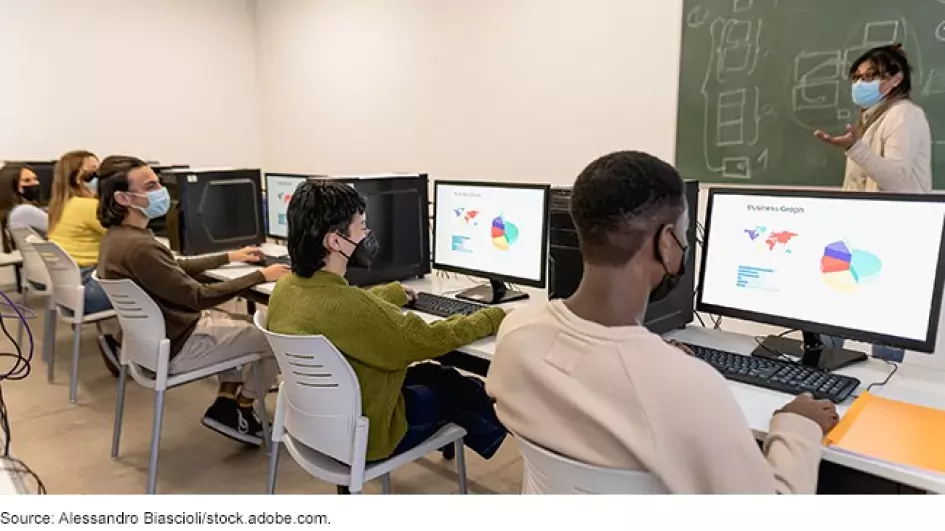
[[265, 174, 307, 239], [433, 181, 550, 286], [698, 190, 945, 351]]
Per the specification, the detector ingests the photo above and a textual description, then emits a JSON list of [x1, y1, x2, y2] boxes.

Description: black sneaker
[[97, 334, 121, 378], [200, 397, 263, 447]]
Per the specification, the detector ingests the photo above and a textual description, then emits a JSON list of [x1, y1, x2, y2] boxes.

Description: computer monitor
[[433, 180, 551, 304], [697, 188, 945, 371], [265, 173, 308, 239], [336, 175, 432, 286], [162, 168, 266, 255]]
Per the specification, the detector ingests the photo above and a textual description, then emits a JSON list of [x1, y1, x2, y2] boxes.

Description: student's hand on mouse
[[260, 264, 291, 282], [665, 339, 693, 356], [814, 125, 858, 150], [776, 392, 840, 435], [228, 246, 263, 264]]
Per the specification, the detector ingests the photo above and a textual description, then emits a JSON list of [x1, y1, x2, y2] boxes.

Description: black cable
[[0, 288, 45, 494], [753, 329, 798, 362], [866, 359, 899, 393]]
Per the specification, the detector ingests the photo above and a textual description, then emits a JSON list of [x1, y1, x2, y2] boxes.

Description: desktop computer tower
[[548, 179, 699, 334], [162, 168, 266, 256], [333, 174, 432, 287], [150, 165, 189, 237]]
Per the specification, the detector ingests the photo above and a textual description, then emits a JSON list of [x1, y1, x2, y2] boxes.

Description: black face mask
[[339, 232, 380, 269], [649, 227, 689, 303], [19, 185, 41, 203]]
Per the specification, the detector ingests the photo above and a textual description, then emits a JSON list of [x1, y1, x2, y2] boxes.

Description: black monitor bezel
[[432, 179, 551, 289], [264, 172, 310, 240], [697, 187, 945, 353]]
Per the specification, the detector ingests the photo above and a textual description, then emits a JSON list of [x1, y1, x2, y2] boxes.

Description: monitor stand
[[751, 331, 868, 372], [455, 279, 529, 305]]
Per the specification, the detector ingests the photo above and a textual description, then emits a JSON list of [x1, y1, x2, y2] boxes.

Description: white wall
[[256, 0, 684, 184], [0, 0, 263, 167]]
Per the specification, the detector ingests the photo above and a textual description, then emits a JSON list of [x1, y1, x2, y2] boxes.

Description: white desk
[[0, 251, 22, 267], [205, 263, 945, 493]]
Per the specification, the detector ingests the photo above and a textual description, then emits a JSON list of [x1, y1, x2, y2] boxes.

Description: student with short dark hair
[[0, 163, 46, 251], [97, 156, 289, 446], [487, 151, 839, 494], [267, 180, 508, 462]]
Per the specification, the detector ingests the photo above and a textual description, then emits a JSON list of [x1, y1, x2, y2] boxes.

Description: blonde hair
[[48, 150, 98, 232]]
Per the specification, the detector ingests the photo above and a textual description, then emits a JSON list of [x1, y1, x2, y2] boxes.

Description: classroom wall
[[256, 0, 685, 183], [0, 0, 263, 167]]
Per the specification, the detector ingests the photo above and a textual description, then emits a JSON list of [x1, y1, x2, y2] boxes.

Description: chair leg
[[337, 486, 351, 495], [43, 307, 55, 364], [45, 311, 56, 382], [69, 323, 81, 404], [266, 441, 280, 494], [16, 289, 25, 348], [380, 473, 392, 494], [111, 365, 128, 459], [455, 439, 468, 494], [146, 390, 166, 494], [251, 362, 272, 454]]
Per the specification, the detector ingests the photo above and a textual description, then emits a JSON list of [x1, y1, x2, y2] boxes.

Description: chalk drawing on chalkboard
[[793, 81, 840, 111], [717, 89, 748, 146], [795, 51, 844, 83], [723, 157, 752, 179], [863, 20, 900, 46], [935, 21, 945, 42], [837, 109, 853, 121], [923, 68, 945, 95], [686, 6, 710, 28], [732, 0, 753, 13]]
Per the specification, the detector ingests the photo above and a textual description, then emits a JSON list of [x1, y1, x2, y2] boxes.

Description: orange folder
[[824, 392, 945, 474]]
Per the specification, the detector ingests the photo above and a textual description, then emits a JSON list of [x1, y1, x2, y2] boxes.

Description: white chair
[[515, 434, 669, 494], [7, 226, 55, 376], [95, 274, 271, 494], [31, 241, 117, 403], [253, 310, 468, 494]]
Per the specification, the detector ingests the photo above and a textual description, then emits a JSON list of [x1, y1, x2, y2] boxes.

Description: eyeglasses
[[852, 70, 885, 83]]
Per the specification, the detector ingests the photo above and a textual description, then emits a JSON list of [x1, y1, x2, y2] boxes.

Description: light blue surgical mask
[[86, 177, 99, 195], [132, 187, 171, 219], [851, 80, 884, 109]]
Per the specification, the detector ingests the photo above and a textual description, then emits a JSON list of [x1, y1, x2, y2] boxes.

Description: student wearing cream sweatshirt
[[815, 44, 930, 361], [487, 151, 840, 494]]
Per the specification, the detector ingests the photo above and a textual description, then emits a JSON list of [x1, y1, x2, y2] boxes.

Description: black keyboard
[[408, 292, 488, 318], [258, 254, 291, 267], [685, 343, 860, 403]]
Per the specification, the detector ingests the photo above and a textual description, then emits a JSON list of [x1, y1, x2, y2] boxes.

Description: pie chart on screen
[[820, 240, 882, 292], [491, 215, 520, 251]]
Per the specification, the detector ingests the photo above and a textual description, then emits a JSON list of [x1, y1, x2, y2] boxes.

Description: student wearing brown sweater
[[267, 181, 508, 461], [96, 156, 290, 446], [487, 151, 841, 493]]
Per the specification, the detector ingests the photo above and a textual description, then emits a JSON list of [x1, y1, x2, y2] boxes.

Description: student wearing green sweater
[[267, 181, 508, 462]]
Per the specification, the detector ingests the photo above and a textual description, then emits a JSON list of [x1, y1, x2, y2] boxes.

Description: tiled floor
[[1, 294, 524, 494]]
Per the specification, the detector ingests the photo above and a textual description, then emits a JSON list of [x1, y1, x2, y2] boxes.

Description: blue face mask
[[851, 80, 884, 109], [132, 187, 171, 219], [86, 177, 99, 195]]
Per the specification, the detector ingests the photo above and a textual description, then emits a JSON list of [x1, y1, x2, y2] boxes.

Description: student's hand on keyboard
[[776, 392, 840, 435], [228, 246, 263, 264], [402, 286, 418, 302], [260, 264, 291, 283], [665, 339, 693, 356]]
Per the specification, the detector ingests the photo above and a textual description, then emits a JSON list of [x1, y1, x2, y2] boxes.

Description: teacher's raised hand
[[814, 124, 858, 151]]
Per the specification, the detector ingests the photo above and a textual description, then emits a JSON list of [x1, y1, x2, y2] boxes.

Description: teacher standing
[[815, 43, 931, 193]]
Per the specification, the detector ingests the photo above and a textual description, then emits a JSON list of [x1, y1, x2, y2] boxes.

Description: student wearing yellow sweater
[[48, 150, 120, 374], [267, 181, 508, 462]]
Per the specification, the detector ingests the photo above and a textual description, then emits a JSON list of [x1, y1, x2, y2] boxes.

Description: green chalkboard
[[675, 0, 945, 187]]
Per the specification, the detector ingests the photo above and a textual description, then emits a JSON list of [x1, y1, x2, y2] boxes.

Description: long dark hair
[[96, 155, 149, 228], [0, 163, 35, 253]]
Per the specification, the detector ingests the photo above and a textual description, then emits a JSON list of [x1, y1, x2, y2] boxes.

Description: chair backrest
[[515, 435, 669, 494], [8, 226, 51, 290], [31, 241, 84, 315], [253, 310, 364, 465], [94, 274, 169, 373]]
